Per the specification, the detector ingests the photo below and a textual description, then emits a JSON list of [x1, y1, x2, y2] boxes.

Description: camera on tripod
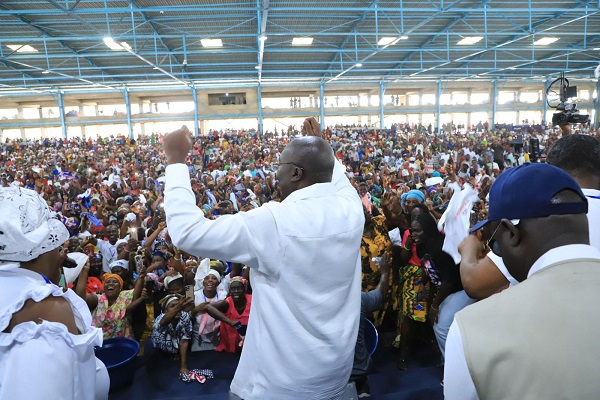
[[547, 72, 589, 126]]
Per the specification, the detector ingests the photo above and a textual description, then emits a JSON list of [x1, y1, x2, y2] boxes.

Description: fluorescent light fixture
[[355, 63, 363, 67], [400, 36, 409, 40], [42, 70, 50, 74], [594, 47, 600, 51], [534, 37, 559, 46], [103, 37, 131, 51], [201, 38, 223, 48], [292, 37, 314, 46], [7, 44, 38, 53], [457, 36, 483, 45], [378, 37, 397, 46]]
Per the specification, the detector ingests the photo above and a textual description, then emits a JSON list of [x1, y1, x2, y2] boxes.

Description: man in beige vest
[[444, 162, 600, 400]]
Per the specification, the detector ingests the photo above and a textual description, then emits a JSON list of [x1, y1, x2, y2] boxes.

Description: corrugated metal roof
[[0, 0, 598, 90]]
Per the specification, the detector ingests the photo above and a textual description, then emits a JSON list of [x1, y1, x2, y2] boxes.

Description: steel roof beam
[[257, 0, 269, 80], [330, 0, 467, 82], [383, 0, 491, 80], [129, 0, 188, 81], [322, 0, 378, 79], [4, 6, 600, 15], [1, 3, 119, 85], [424, 6, 600, 79]]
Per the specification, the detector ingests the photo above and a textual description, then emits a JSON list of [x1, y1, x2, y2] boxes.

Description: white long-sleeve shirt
[[165, 159, 364, 400]]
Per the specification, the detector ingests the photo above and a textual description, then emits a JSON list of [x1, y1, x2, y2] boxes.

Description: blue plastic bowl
[[95, 338, 140, 392]]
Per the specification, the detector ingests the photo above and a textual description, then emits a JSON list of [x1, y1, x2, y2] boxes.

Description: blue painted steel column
[[319, 82, 325, 130], [257, 84, 264, 135], [542, 78, 551, 126], [436, 80, 442, 135], [57, 91, 67, 139], [379, 81, 385, 129], [191, 86, 199, 138], [594, 80, 600, 129], [491, 80, 498, 130], [123, 88, 133, 139]]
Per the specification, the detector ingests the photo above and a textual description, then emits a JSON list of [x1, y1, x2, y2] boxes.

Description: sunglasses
[[486, 220, 519, 257]]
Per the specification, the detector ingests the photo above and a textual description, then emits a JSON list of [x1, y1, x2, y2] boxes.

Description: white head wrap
[[164, 273, 184, 289], [206, 269, 221, 282], [0, 187, 69, 262], [109, 259, 130, 271]]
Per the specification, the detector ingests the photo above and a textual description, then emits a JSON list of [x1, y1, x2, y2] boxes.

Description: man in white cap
[[0, 187, 109, 399]]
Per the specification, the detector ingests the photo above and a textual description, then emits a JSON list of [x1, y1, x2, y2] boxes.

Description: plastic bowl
[[95, 337, 140, 392]]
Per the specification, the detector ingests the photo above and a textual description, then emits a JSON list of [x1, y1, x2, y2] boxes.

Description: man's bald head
[[276, 136, 335, 200]]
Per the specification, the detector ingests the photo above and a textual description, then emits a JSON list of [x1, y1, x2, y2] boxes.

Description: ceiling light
[[457, 36, 483, 45], [259, 35, 267, 41], [508, 67, 517, 70], [594, 47, 600, 51], [400, 36, 409, 40], [225, 93, 229, 96], [378, 37, 397, 46], [7, 44, 38, 53], [201, 38, 223, 48], [355, 63, 363, 67], [292, 37, 313, 46], [103, 37, 132, 51], [42, 70, 50, 74], [255, 65, 261, 69], [534, 37, 559, 46]]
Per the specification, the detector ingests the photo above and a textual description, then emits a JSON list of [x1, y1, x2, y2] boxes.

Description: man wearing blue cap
[[444, 163, 600, 400]]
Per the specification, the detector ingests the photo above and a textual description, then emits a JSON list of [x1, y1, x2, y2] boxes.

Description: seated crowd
[[1, 120, 598, 396]]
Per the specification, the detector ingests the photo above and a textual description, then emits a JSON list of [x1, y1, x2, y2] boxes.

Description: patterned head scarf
[[0, 187, 70, 262], [230, 276, 248, 289]]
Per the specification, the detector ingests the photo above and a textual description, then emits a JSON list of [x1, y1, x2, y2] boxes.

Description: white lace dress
[[0, 264, 110, 400]]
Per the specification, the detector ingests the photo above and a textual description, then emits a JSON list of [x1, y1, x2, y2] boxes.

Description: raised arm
[[163, 127, 279, 270]]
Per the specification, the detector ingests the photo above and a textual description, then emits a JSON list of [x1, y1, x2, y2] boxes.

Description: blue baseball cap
[[471, 163, 587, 232]]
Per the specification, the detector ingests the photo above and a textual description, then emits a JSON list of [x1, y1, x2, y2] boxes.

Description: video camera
[[547, 72, 589, 126]]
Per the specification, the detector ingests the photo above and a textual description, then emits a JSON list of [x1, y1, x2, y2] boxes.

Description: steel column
[[379, 81, 385, 129], [543, 78, 551, 125], [123, 89, 133, 139], [57, 91, 67, 139], [595, 80, 600, 129], [436, 80, 442, 135], [257, 84, 264, 135], [192, 86, 199, 137], [319, 82, 325, 130], [491, 80, 498, 129]]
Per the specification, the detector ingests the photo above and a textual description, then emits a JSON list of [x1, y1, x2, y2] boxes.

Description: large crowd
[[1, 119, 599, 399]]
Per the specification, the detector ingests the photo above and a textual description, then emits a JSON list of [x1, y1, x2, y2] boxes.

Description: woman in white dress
[[0, 187, 110, 400]]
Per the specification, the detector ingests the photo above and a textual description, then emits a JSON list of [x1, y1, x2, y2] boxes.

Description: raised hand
[[164, 125, 193, 165], [301, 117, 321, 137]]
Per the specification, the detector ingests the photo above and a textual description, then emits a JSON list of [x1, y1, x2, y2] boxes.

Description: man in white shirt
[[445, 163, 600, 399], [458, 134, 600, 301], [547, 134, 600, 250], [163, 118, 364, 400]]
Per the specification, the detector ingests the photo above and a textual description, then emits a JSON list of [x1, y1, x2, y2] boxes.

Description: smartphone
[[185, 285, 194, 300]]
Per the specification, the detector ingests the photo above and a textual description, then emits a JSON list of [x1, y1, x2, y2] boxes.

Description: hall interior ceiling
[[0, 0, 599, 92]]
